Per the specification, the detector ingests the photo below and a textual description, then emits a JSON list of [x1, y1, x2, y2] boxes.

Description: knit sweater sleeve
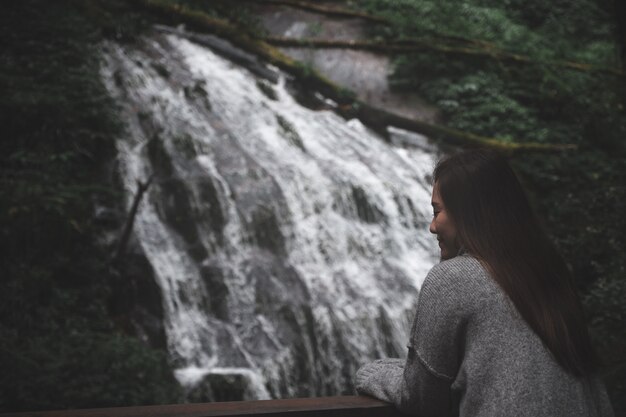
[[356, 258, 479, 416]]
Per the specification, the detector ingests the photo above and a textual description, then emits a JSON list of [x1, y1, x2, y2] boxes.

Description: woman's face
[[430, 182, 459, 260]]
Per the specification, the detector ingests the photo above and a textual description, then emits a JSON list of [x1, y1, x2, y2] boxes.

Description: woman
[[355, 150, 614, 417]]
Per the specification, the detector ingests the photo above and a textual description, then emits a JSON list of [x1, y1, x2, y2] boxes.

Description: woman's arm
[[355, 350, 453, 416], [355, 257, 481, 416]]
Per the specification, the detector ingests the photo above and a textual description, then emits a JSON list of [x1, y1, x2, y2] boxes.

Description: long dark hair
[[433, 149, 597, 376]]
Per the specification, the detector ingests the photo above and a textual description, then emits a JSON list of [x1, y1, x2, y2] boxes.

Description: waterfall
[[101, 29, 440, 400]]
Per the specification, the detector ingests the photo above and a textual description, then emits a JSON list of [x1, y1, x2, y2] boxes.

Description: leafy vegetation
[[0, 0, 182, 411], [152, 0, 265, 34], [357, 0, 626, 409]]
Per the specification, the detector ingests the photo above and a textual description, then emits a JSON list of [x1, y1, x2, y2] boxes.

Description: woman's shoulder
[[420, 254, 500, 311], [425, 254, 490, 288], [410, 254, 499, 378]]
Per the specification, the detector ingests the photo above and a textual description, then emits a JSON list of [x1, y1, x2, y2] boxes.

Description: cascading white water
[[101, 29, 441, 400]]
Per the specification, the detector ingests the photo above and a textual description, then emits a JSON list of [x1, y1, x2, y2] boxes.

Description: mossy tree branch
[[351, 103, 577, 153], [233, 0, 389, 24], [125, 0, 578, 153], [231, 0, 623, 78], [264, 36, 626, 79]]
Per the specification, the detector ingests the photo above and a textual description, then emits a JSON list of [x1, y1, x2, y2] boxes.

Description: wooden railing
[[1, 396, 405, 417], [5, 396, 625, 417]]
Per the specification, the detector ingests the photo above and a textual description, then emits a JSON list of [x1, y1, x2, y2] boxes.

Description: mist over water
[[101, 30, 440, 400]]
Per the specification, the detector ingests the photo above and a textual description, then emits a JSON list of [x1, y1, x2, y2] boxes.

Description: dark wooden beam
[[5, 396, 626, 417], [2, 396, 405, 417]]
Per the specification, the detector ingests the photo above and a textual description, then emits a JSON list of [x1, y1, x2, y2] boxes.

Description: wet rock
[[248, 205, 286, 255], [248, 253, 310, 310], [377, 305, 402, 358], [200, 264, 230, 321], [157, 175, 208, 262], [351, 185, 385, 224], [255, 6, 440, 123], [197, 177, 226, 241], [147, 134, 174, 178], [187, 372, 248, 402]]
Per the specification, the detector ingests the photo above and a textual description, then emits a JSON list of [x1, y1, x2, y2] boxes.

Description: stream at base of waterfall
[[101, 29, 440, 401]]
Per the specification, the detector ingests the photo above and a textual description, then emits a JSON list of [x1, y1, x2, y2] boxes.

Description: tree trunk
[[235, 0, 389, 24]]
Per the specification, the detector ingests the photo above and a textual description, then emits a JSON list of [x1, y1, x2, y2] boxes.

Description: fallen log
[[345, 103, 577, 154], [234, 0, 389, 24]]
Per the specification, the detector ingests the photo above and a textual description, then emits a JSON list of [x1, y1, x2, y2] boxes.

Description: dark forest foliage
[[0, 0, 181, 411]]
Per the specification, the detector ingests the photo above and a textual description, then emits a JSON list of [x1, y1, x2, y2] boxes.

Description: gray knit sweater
[[355, 254, 614, 417]]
